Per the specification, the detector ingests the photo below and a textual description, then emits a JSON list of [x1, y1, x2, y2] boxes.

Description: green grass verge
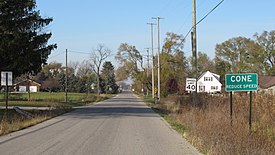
[[0, 92, 111, 107]]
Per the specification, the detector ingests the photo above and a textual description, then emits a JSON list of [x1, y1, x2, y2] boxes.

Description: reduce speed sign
[[186, 78, 196, 92]]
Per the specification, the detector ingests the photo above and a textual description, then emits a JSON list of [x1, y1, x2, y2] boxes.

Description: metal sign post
[[249, 91, 253, 131], [230, 92, 233, 126], [5, 73, 8, 113], [1, 71, 13, 115], [225, 73, 258, 130]]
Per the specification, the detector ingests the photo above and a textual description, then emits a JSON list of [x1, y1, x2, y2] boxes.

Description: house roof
[[14, 80, 41, 86], [198, 71, 220, 81], [258, 76, 275, 89]]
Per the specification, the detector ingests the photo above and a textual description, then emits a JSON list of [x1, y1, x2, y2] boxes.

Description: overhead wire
[[68, 50, 90, 55], [48, 51, 66, 59], [176, 0, 225, 51]]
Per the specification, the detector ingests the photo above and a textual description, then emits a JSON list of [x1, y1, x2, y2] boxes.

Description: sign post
[[230, 92, 233, 126], [225, 73, 258, 130], [1, 72, 13, 115]]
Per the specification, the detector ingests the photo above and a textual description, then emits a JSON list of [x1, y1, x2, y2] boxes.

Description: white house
[[14, 80, 41, 93], [197, 71, 222, 93]]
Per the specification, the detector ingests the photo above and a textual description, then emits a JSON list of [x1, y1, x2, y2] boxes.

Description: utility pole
[[152, 17, 163, 102], [65, 49, 68, 104], [192, 0, 198, 104], [147, 22, 156, 99], [146, 48, 150, 96]]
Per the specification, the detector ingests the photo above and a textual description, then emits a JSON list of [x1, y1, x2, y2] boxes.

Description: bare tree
[[76, 60, 93, 77], [68, 61, 79, 75], [90, 44, 111, 94]]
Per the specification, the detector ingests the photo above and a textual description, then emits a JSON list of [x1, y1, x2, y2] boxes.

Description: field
[[0, 92, 111, 136], [0, 92, 110, 107], [145, 93, 275, 155]]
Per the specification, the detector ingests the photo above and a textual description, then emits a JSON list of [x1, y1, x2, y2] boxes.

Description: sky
[[36, 0, 275, 67]]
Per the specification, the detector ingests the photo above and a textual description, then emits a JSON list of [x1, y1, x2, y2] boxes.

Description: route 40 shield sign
[[186, 78, 196, 92]]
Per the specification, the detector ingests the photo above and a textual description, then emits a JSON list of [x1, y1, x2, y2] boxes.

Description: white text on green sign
[[225, 73, 258, 92]]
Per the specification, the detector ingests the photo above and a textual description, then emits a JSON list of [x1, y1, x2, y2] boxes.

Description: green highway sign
[[225, 73, 258, 92]]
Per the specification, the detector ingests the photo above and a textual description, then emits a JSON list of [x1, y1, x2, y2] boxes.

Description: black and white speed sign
[[186, 78, 196, 91]]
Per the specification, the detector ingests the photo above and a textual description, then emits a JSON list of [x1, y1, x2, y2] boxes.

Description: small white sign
[[1, 71, 13, 86], [186, 78, 196, 92]]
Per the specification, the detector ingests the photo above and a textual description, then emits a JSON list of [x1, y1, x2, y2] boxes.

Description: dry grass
[[0, 107, 71, 136], [156, 93, 275, 155], [0, 92, 111, 136]]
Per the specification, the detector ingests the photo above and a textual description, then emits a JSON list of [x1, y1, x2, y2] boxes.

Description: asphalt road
[[0, 91, 201, 155]]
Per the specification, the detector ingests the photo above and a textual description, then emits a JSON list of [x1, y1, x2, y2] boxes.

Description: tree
[[0, 0, 57, 77], [161, 32, 188, 95], [115, 43, 148, 93], [163, 32, 184, 54], [75, 74, 97, 93], [194, 52, 215, 76], [68, 61, 79, 75], [254, 30, 275, 75], [116, 43, 144, 75], [215, 37, 258, 74], [76, 60, 93, 77], [101, 61, 118, 94], [115, 66, 128, 81], [41, 77, 60, 92], [90, 44, 111, 94]]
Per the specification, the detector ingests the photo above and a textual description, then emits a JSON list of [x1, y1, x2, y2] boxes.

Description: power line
[[177, 0, 225, 50], [176, 0, 213, 34], [69, 50, 116, 57], [48, 51, 66, 59], [68, 50, 90, 54], [196, 0, 225, 26]]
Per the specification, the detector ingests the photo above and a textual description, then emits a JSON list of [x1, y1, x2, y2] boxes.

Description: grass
[[0, 92, 111, 107], [143, 95, 190, 139], [0, 108, 71, 136], [0, 92, 112, 136], [143, 93, 275, 155]]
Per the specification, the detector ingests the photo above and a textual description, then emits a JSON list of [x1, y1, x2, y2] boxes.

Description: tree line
[[115, 30, 275, 96], [15, 58, 119, 94]]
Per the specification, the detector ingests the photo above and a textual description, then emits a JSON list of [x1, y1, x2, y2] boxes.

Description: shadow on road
[[62, 91, 158, 119]]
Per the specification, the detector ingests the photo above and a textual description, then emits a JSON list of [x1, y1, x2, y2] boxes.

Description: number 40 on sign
[[186, 78, 196, 92]]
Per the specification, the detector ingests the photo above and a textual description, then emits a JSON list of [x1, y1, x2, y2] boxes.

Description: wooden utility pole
[[192, 0, 198, 103], [146, 48, 150, 96], [147, 23, 156, 99], [152, 17, 163, 102], [65, 49, 68, 104]]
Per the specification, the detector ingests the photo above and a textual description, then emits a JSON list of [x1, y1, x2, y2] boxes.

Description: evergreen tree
[[0, 0, 57, 77], [101, 61, 118, 94]]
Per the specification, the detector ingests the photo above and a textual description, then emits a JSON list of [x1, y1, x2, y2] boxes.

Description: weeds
[[146, 93, 275, 155], [0, 92, 111, 136], [0, 107, 71, 136]]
